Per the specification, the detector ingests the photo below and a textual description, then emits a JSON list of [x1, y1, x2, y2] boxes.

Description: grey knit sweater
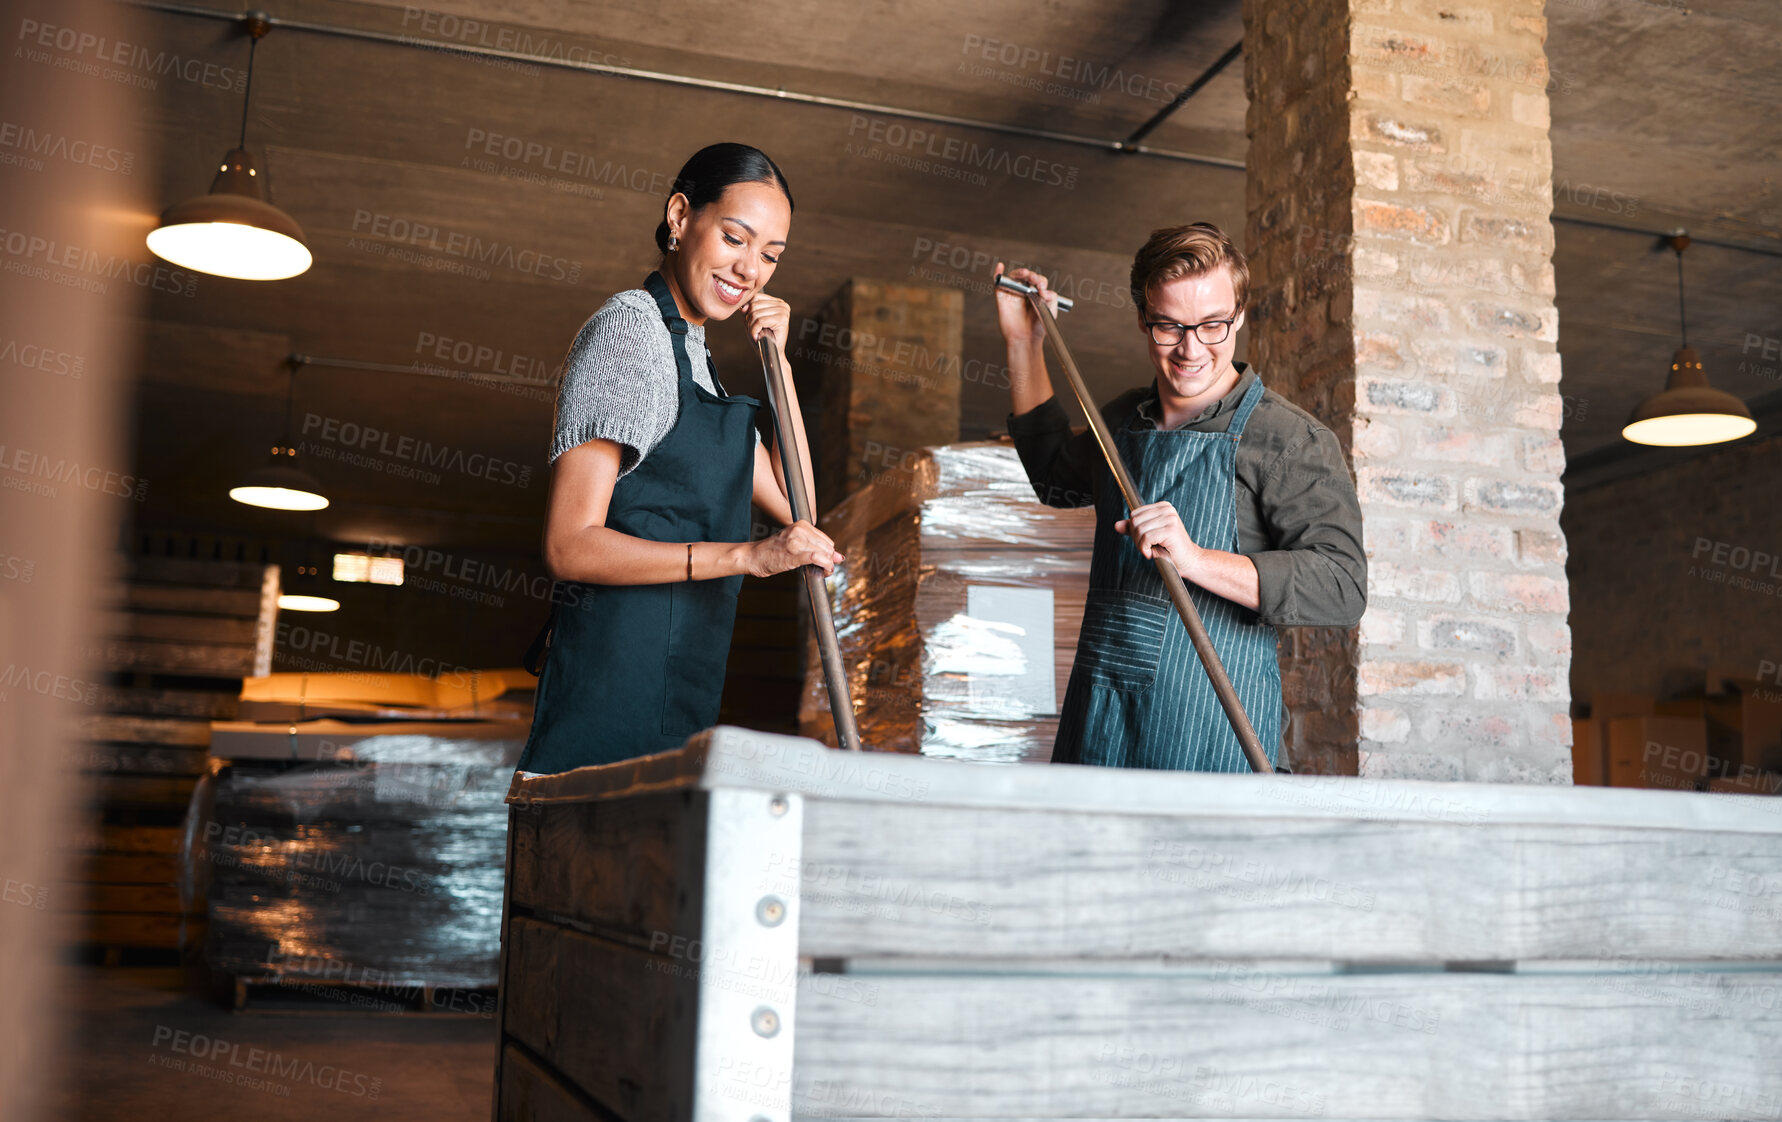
[[550, 288, 754, 475]]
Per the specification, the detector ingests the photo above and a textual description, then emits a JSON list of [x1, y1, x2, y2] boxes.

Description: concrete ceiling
[[1544, 0, 1782, 481], [113, 0, 1780, 549]]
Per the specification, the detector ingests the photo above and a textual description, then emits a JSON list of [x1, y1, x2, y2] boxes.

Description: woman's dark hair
[[654, 143, 794, 254]]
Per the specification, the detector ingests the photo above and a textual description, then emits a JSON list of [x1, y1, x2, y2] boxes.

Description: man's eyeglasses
[[1145, 317, 1237, 347]]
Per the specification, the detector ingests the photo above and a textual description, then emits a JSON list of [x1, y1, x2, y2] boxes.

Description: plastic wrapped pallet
[[800, 442, 1095, 763], [203, 729, 521, 992]]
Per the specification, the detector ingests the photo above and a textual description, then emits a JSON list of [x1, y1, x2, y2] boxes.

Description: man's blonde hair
[[1129, 222, 1250, 317]]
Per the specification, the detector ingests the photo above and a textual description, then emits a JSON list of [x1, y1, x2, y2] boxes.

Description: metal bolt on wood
[[751, 1007, 780, 1037]]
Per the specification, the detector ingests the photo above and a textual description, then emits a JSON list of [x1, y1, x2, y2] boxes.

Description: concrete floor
[[47, 966, 495, 1121]]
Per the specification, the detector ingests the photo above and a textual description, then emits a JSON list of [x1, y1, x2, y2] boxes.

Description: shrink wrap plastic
[[801, 442, 1095, 763], [204, 731, 521, 989]]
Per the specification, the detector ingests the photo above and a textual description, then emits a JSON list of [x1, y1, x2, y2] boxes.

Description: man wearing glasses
[[994, 222, 1365, 772]]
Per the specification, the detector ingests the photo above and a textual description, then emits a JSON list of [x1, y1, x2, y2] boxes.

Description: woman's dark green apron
[[517, 272, 759, 774], [1052, 375, 1281, 771]]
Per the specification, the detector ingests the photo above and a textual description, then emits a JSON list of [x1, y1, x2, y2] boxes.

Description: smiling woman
[[515, 143, 844, 776]]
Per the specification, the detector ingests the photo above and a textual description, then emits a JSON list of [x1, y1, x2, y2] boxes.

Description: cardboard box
[[1697, 676, 1782, 773], [1743, 685, 1782, 772], [237, 668, 534, 721], [1607, 716, 1707, 792], [1656, 696, 1743, 775], [1590, 692, 1656, 723], [1582, 694, 1654, 788], [1707, 773, 1782, 796], [1571, 717, 1605, 785]]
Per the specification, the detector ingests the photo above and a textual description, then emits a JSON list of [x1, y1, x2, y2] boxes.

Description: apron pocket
[[1076, 588, 1171, 692]]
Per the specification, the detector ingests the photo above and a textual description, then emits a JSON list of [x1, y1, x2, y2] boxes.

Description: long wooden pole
[[995, 274, 1273, 775], [758, 335, 864, 752]]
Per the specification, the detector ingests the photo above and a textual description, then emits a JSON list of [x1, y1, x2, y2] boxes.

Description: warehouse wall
[[1564, 434, 1782, 702]]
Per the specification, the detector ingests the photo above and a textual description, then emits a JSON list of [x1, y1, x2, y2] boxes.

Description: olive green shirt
[[1007, 363, 1367, 628]]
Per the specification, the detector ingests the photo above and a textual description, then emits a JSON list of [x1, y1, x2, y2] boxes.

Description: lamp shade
[[1622, 347, 1757, 447], [229, 460, 329, 511], [147, 148, 312, 280]]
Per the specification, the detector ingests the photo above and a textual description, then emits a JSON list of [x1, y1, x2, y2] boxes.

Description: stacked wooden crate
[[799, 441, 1096, 763], [70, 556, 278, 958]]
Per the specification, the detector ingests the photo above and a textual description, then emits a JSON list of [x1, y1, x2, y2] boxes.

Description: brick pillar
[[811, 279, 963, 518], [1243, 0, 1572, 782]]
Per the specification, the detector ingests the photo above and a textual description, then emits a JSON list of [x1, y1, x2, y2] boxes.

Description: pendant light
[[146, 12, 312, 281], [277, 550, 339, 612], [1621, 233, 1756, 447], [232, 361, 329, 511]]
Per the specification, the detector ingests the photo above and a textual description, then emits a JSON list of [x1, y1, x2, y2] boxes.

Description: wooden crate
[[68, 557, 278, 954], [497, 726, 1782, 1121]]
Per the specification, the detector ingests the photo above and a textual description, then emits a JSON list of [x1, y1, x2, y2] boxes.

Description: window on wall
[[332, 552, 404, 585]]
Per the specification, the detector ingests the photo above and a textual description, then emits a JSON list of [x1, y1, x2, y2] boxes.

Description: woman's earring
[[667, 234, 680, 252]]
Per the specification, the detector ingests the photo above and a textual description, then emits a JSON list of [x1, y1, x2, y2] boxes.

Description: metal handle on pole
[[758, 335, 864, 752], [995, 273, 1273, 774]]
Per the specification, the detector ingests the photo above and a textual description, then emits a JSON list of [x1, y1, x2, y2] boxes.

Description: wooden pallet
[[232, 976, 498, 1017], [69, 556, 279, 954], [68, 943, 189, 968], [66, 825, 200, 958]]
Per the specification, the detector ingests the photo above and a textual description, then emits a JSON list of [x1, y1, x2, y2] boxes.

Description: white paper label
[[964, 585, 1055, 715]]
